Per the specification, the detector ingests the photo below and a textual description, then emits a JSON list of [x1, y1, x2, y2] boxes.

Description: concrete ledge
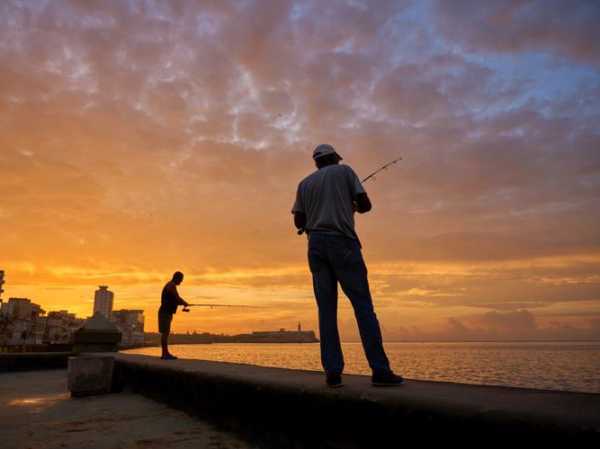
[[68, 354, 115, 397], [0, 352, 72, 372], [114, 354, 600, 446]]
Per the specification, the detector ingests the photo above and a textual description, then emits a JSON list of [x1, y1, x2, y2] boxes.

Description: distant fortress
[[144, 323, 319, 346]]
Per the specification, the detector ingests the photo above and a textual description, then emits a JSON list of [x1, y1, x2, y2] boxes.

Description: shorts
[[158, 311, 173, 334]]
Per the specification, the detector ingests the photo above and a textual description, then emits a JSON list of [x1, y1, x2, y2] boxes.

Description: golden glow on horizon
[[3, 253, 600, 339]]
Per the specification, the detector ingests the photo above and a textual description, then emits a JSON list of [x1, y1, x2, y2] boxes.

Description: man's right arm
[[167, 283, 188, 307], [294, 212, 307, 229], [175, 287, 189, 307], [292, 183, 306, 230]]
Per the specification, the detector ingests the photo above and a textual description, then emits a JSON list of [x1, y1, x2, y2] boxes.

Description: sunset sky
[[1, 0, 599, 341]]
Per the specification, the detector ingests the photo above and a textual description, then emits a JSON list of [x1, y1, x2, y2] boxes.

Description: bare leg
[[161, 332, 169, 357]]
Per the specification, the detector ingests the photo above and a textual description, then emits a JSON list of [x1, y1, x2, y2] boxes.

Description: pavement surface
[[0, 370, 255, 449]]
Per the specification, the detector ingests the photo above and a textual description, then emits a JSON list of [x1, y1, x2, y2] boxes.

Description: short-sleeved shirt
[[159, 281, 182, 315], [292, 164, 365, 241]]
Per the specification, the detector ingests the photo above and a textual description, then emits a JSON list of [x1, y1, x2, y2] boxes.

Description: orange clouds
[[0, 0, 599, 339]]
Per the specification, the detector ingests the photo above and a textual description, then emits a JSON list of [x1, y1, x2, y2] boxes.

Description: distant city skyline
[[0, 273, 145, 347], [1, 2, 599, 341]]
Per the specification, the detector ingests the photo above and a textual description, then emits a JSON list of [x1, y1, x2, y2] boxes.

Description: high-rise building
[[93, 286, 114, 318]]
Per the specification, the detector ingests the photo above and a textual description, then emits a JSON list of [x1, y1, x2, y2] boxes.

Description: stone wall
[[0, 352, 72, 372]]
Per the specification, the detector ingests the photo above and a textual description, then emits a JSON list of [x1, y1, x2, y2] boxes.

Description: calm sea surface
[[126, 341, 600, 393]]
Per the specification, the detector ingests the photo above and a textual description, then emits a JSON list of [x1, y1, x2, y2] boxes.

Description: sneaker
[[372, 371, 404, 387], [161, 354, 178, 360], [326, 373, 344, 388]]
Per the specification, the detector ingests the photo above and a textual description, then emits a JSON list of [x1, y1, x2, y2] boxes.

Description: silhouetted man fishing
[[159, 271, 189, 360], [292, 144, 403, 387]]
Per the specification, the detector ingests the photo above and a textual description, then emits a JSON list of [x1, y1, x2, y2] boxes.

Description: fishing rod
[[182, 303, 263, 312], [360, 156, 402, 184], [297, 156, 402, 235]]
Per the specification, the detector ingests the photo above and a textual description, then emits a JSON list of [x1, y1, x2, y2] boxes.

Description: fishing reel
[[182, 306, 190, 312]]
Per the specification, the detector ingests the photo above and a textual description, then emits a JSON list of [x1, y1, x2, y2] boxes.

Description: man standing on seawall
[[159, 271, 189, 360], [292, 144, 403, 387]]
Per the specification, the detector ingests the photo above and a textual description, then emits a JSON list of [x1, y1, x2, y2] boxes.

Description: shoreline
[[4, 340, 598, 353], [123, 341, 600, 394]]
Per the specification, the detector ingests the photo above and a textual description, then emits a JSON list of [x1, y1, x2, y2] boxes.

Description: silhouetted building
[[44, 310, 83, 344], [0, 270, 5, 300], [3, 297, 43, 320], [93, 286, 114, 319], [112, 309, 145, 346], [0, 272, 6, 344], [0, 276, 84, 347], [0, 270, 5, 316], [0, 297, 46, 345]]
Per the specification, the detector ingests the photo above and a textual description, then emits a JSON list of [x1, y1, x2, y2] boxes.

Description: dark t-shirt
[[159, 281, 183, 315], [292, 164, 365, 240]]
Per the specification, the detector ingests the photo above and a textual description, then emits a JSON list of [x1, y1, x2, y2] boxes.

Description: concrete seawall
[[113, 353, 600, 446], [0, 352, 72, 372]]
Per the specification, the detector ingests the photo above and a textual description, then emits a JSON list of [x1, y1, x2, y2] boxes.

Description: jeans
[[308, 232, 391, 375]]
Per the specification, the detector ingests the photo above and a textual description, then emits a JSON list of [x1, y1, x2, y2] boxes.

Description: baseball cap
[[312, 144, 343, 160]]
